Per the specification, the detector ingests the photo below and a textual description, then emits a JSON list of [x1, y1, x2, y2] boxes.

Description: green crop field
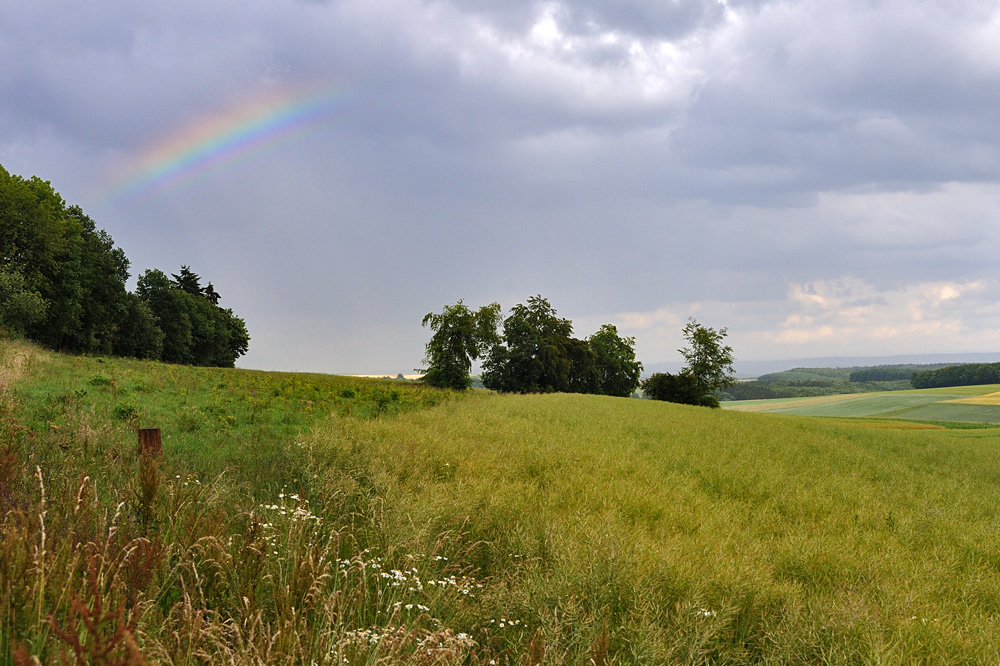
[[7, 340, 1000, 664], [724, 384, 1000, 425]]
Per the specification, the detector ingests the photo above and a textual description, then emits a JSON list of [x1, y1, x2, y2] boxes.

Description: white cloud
[[457, 5, 709, 121], [596, 275, 1000, 368], [767, 277, 995, 354]]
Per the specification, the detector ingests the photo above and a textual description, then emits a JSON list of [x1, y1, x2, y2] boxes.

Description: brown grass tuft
[[47, 552, 148, 666]]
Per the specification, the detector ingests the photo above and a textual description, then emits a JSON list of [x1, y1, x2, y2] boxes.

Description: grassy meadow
[[6, 340, 1000, 664]]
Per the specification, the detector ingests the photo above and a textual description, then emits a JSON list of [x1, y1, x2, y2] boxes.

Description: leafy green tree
[[114, 292, 164, 360], [137, 268, 249, 367], [186, 295, 249, 368], [220, 308, 250, 366], [564, 336, 598, 394], [482, 295, 577, 393], [0, 164, 248, 365], [137, 269, 194, 364], [63, 206, 130, 353], [420, 300, 501, 390], [0, 166, 78, 348], [0, 167, 130, 352], [0, 166, 67, 300], [588, 324, 643, 397], [0, 268, 48, 336], [481, 297, 647, 396], [644, 319, 734, 408], [680, 318, 735, 398]]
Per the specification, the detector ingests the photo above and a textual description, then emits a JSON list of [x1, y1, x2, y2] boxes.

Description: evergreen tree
[[204, 282, 221, 305], [171, 265, 203, 296]]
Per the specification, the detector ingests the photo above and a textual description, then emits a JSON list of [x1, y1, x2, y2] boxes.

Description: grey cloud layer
[[3, 0, 1000, 371]]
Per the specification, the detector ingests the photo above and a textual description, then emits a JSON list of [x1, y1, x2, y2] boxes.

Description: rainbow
[[101, 85, 351, 204]]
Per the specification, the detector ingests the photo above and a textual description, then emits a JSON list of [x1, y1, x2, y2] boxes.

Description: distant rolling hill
[[646, 352, 1000, 379]]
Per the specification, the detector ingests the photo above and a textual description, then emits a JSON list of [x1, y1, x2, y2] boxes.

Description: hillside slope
[[4, 342, 1000, 664]]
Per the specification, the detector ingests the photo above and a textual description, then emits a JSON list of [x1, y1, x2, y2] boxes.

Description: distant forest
[[720, 363, 956, 401], [911, 363, 1000, 389], [0, 164, 249, 367]]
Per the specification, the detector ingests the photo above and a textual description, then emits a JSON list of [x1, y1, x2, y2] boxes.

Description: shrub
[[642, 372, 720, 408]]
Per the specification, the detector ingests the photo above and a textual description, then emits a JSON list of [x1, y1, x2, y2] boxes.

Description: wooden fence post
[[137, 428, 162, 458]]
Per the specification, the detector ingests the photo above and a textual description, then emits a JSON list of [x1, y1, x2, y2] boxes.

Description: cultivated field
[[5, 340, 1000, 664], [724, 384, 1000, 424]]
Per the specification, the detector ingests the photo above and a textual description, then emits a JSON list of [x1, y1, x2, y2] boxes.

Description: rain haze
[[4, 0, 1000, 374]]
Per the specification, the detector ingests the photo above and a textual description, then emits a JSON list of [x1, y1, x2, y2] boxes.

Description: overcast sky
[[4, 0, 1000, 374]]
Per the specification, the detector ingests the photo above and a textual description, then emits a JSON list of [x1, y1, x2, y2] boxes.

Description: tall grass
[[5, 340, 1000, 663], [326, 393, 1000, 663], [1, 341, 478, 665]]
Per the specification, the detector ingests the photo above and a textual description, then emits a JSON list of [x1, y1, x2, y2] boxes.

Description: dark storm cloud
[[670, 0, 1000, 199]]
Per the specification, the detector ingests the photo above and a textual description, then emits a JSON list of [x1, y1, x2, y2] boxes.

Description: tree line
[[848, 365, 920, 383], [910, 363, 1000, 389], [421, 296, 736, 407], [719, 364, 949, 401], [0, 164, 249, 367]]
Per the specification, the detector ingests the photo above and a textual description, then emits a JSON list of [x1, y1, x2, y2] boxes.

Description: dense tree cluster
[[0, 164, 249, 367], [641, 318, 735, 408], [421, 296, 643, 396], [911, 363, 1000, 389], [848, 365, 919, 382], [718, 381, 782, 401], [420, 300, 501, 390]]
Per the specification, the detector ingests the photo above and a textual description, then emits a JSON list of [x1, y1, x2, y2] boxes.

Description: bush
[[642, 372, 720, 408]]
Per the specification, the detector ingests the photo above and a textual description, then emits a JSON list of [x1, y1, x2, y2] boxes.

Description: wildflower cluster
[[343, 552, 483, 598], [342, 625, 408, 646], [173, 473, 202, 487], [336, 626, 477, 662], [487, 617, 525, 630], [259, 490, 322, 524], [380, 567, 424, 591], [909, 616, 941, 624], [417, 628, 477, 653]]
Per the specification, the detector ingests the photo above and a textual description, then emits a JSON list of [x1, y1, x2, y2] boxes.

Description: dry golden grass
[[942, 391, 1000, 405], [0, 342, 36, 394]]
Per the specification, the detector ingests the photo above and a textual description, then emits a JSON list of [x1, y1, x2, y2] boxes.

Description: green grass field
[[7, 340, 1000, 664]]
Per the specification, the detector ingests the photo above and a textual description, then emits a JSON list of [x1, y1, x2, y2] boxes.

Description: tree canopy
[[0, 163, 249, 367], [642, 318, 735, 408], [911, 363, 1000, 389], [420, 300, 501, 390], [423, 295, 643, 397], [679, 318, 735, 397], [482, 296, 576, 393], [588, 324, 644, 398]]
